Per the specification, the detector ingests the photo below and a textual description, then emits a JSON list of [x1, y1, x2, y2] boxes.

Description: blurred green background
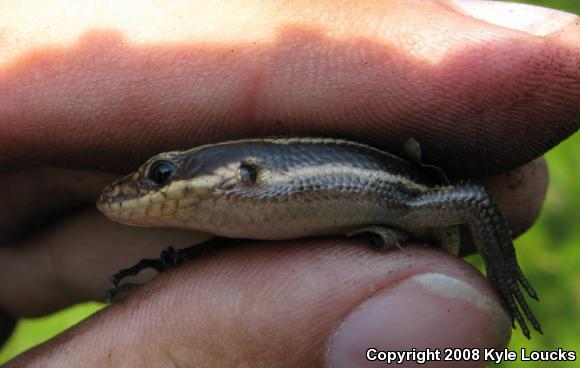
[[0, 0, 579, 366]]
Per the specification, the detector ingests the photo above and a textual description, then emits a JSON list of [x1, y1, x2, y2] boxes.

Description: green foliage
[[0, 303, 104, 363], [512, 0, 580, 11]]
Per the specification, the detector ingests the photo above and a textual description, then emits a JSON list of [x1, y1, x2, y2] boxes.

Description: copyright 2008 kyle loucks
[[365, 347, 577, 364]]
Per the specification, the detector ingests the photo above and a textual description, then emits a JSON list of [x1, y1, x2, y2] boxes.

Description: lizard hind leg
[[404, 184, 541, 338], [347, 226, 409, 251]]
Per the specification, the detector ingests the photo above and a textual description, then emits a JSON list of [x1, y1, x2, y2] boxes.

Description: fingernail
[[451, 0, 578, 36], [326, 272, 511, 368]]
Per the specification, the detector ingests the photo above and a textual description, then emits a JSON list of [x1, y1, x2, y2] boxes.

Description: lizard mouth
[[96, 173, 162, 224], [96, 174, 203, 226]]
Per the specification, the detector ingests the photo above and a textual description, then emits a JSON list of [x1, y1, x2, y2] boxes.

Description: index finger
[[0, 0, 578, 176]]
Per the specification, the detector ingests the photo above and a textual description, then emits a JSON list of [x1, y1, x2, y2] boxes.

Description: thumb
[[6, 240, 511, 368]]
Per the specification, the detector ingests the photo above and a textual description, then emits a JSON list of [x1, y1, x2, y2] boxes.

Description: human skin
[[0, 1, 578, 367]]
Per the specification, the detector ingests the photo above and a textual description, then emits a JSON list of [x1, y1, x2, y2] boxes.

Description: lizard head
[[96, 143, 248, 228]]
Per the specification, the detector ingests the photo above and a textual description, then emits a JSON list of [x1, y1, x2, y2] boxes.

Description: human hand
[[0, 1, 578, 367]]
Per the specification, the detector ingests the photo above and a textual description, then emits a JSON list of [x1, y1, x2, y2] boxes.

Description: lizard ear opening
[[239, 161, 258, 185]]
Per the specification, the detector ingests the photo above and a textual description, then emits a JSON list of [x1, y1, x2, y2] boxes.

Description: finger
[[0, 210, 207, 317], [0, 168, 116, 242], [5, 240, 511, 368], [0, 1, 577, 176]]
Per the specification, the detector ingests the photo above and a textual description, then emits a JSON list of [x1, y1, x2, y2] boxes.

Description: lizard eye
[[239, 162, 258, 185], [147, 160, 175, 185]]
